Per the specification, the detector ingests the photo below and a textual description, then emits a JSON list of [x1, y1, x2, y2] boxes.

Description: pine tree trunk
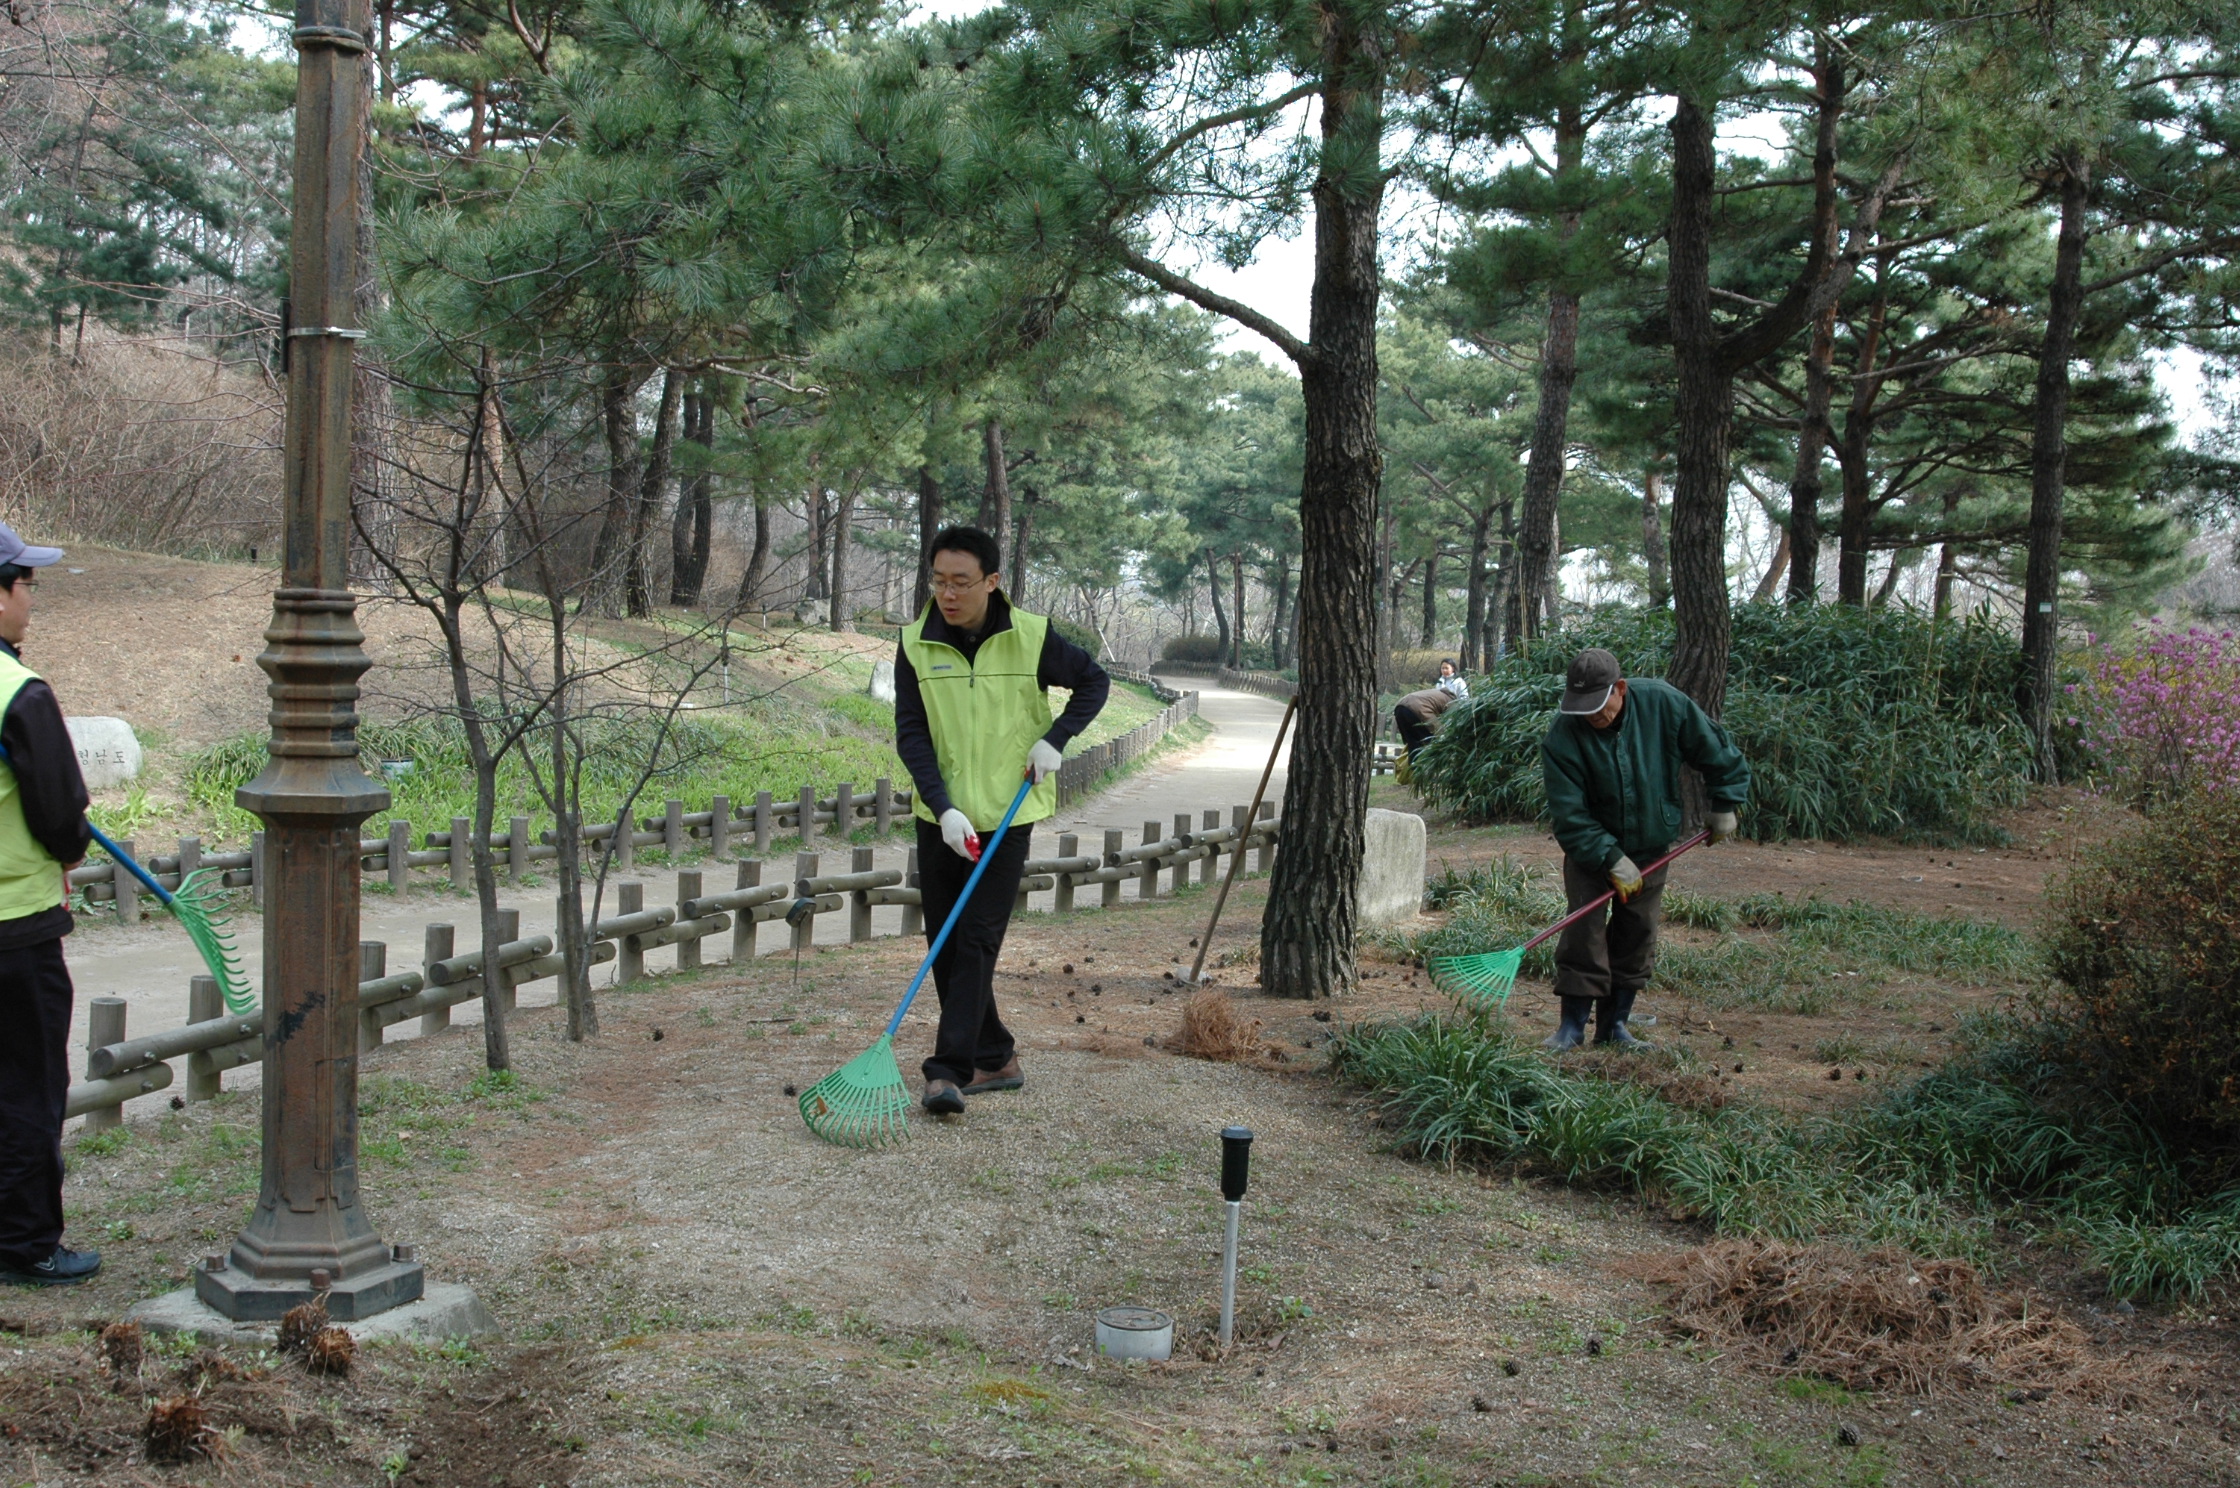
[[1206, 548, 1230, 657], [804, 461, 829, 603], [1933, 488, 1962, 619], [1420, 547, 1438, 646], [1231, 551, 1247, 668], [1836, 278, 1888, 606], [1665, 93, 1733, 717], [1507, 92, 1585, 652], [625, 369, 681, 618], [1260, 19, 1383, 1001], [2020, 157, 2091, 782], [1269, 553, 1294, 669], [589, 370, 641, 615], [1642, 469, 1669, 608], [830, 479, 857, 632], [1487, 499, 1515, 660], [669, 390, 713, 606], [1541, 512, 1562, 628], [1012, 491, 1035, 605], [914, 463, 942, 616], [1461, 503, 1492, 670], [1786, 302, 1837, 604], [735, 478, 771, 611], [980, 419, 1012, 546]]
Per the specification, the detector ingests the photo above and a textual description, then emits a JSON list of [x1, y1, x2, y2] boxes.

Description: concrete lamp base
[[128, 1281, 497, 1347]]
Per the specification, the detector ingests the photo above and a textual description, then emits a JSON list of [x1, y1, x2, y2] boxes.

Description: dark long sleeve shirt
[[0, 638, 92, 947], [893, 594, 1110, 819]]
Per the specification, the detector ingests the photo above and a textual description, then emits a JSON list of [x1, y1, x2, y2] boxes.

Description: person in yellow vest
[[0, 524, 97, 1286], [894, 527, 1109, 1114]]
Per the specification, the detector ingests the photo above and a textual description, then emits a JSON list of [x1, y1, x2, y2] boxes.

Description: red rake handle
[[1518, 830, 1712, 954]]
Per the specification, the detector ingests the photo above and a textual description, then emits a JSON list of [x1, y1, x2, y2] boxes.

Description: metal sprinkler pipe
[[1218, 1126, 1253, 1347]]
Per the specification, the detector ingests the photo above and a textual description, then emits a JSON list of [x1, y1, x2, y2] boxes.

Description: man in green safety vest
[[0, 523, 98, 1286], [894, 527, 1109, 1114]]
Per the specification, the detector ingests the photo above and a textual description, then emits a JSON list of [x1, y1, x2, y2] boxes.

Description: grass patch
[[1332, 1014, 2240, 1301]]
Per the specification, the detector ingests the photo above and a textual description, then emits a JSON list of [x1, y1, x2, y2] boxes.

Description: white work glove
[[1608, 855, 1643, 903], [938, 808, 978, 861], [1027, 738, 1063, 785], [1708, 811, 1738, 845]]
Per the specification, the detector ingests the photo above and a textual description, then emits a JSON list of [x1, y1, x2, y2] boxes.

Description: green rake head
[[798, 1033, 914, 1148], [1425, 947, 1523, 1015], [170, 868, 254, 1015]]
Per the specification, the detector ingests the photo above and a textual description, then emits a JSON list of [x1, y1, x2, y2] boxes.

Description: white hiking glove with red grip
[[939, 808, 977, 861], [1027, 739, 1063, 785]]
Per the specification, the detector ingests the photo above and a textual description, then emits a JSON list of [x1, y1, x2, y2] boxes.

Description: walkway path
[[62, 677, 1295, 1116]]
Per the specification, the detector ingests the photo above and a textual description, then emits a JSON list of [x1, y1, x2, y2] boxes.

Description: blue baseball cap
[[0, 521, 63, 569]]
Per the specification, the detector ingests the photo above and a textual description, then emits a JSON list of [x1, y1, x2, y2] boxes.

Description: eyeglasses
[[929, 576, 989, 596]]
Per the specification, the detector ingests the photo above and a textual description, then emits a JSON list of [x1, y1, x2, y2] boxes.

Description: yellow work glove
[[1608, 855, 1643, 903], [1708, 811, 1738, 845]]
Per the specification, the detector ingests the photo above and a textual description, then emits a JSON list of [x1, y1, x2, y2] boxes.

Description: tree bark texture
[[1461, 503, 1492, 669], [829, 480, 857, 632], [589, 370, 641, 615], [1231, 551, 1248, 668], [668, 389, 713, 606], [803, 462, 828, 603], [1260, 15, 1384, 1001], [914, 463, 941, 616], [980, 418, 1012, 552], [1933, 487, 1962, 619], [1836, 275, 1889, 606], [1206, 548, 1230, 656], [1641, 469, 1669, 608], [736, 479, 771, 611], [1420, 547, 1438, 647], [2019, 157, 2091, 781], [625, 369, 681, 617], [1786, 301, 1836, 603], [1506, 87, 1584, 653], [1665, 94, 1735, 717]]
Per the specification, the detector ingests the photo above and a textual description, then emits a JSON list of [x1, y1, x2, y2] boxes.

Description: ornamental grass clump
[[2071, 623, 2240, 807]]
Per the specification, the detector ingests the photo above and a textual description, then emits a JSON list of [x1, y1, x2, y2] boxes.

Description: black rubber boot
[[1542, 996, 1592, 1051], [1596, 989, 1647, 1048]]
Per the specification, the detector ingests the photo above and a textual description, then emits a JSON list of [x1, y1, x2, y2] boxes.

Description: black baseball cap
[[1558, 648, 1621, 715]]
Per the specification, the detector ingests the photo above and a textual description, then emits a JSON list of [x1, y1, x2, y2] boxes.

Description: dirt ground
[[5, 795, 2238, 1487]]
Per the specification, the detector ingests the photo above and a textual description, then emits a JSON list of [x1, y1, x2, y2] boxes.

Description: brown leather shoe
[[963, 1057, 1024, 1095], [922, 1079, 965, 1115]]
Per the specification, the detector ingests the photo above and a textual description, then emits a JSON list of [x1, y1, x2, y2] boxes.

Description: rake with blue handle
[[798, 774, 1034, 1148], [0, 741, 253, 1014]]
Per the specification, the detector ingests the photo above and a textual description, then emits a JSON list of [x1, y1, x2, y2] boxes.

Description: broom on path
[[1427, 830, 1710, 1014], [799, 774, 1035, 1149], [0, 742, 253, 1014]]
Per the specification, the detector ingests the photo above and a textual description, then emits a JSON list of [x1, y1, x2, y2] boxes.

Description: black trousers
[[1394, 705, 1436, 754], [1553, 854, 1668, 1001], [0, 937, 73, 1268], [914, 818, 1034, 1086]]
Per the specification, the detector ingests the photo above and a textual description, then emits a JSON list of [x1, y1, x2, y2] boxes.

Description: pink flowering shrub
[[2071, 624, 2240, 806]]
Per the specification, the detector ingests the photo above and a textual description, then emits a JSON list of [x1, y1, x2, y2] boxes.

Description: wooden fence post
[[84, 997, 126, 1131], [1256, 801, 1275, 873], [873, 777, 892, 836], [421, 924, 454, 1036], [186, 975, 223, 1102], [1173, 814, 1192, 892], [797, 785, 817, 845], [792, 851, 817, 953], [113, 838, 139, 924], [1054, 833, 1077, 913], [509, 815, 531, 886], [251, 830, 266, 910], [1103, 829, 1124, 909], [675, 871, 702, 971], [358, 942, 386, 1052], [710, 794, 730, 859], [389, 820, 411, 895], [1140, 821, 1160, 900], [753, 790, 773, 855], [900, 847, 922, 936], [665, 799, 685, 859], [615, 883, 644, 984], [732, 859, 760, 963], [850, 846, 873, 942], [450, 816, 471, 893], [495, 909, 521, 1011], [1232, 805, 1249, 878], [1202, 809, 1221, 886], [178, 835, 201, 886], [616, 807, 636, 872], [834, 782, 855, 842]]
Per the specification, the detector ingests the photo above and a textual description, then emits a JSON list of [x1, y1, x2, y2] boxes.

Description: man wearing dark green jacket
[[1540, 648, 1750, 1050]]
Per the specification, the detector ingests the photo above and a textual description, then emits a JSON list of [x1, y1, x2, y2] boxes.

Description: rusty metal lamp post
[[195, 0, 424, 1322]]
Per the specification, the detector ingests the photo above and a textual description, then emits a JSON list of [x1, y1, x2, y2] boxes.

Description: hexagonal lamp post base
[[196, 1250, 424, 1323]]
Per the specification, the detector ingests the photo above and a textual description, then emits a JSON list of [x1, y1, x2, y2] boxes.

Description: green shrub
[[1411, 605, 2035, 844], [1159, 632, 1226, 664], [1047, 614, 1103, 658], [2043, 786, 2240, 1145]]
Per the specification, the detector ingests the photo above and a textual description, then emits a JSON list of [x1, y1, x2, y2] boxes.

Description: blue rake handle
[[885, 775, 1035, 1040], [0, 741, 180, 909]]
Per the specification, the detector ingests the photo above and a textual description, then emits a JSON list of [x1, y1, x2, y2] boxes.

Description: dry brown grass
[[1165, 989, 1266, 1063], [305, 1326, 355, 1377], [1648, 1240, 2125, 1397], [142, 1394, 221, 1464], [276, 1296, 328, 1357], [97, 1319, 142, 1381]]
